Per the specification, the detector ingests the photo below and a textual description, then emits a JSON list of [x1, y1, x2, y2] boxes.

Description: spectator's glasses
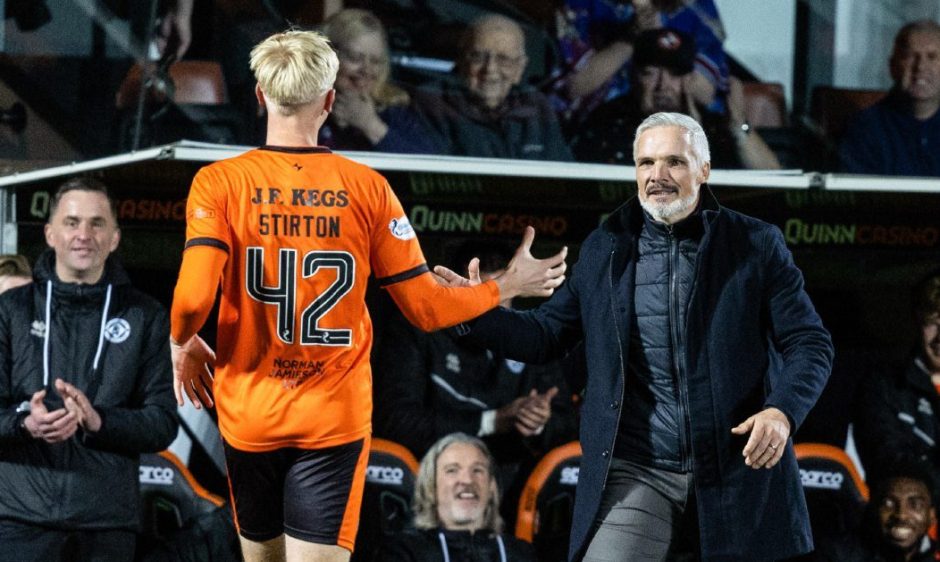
[[337, 49, 388, 69], [465, 50, 524, 70]]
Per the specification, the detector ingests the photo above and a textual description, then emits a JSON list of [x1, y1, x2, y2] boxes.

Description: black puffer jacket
[[615, 210, 702, 471], [0, 250, 178, 530]]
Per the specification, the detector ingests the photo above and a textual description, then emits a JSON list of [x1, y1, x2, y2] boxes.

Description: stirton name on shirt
[[252, 187, 348, 238]]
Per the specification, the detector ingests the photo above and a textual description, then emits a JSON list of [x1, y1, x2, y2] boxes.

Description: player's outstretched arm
[[435, 226, 567, 297], [170, 245, 226, 409], [389, 228, 566, 331]]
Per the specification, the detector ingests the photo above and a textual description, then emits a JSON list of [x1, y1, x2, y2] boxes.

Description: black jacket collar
[[33, 249, 130, 302]]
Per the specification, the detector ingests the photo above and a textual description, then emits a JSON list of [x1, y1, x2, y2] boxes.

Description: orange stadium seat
[[116, 60, 228, 110], [351, 438, 421, 562], [516, 441, 582, 562], [114, 60, 240, 148], [794, 443, 869, 541]]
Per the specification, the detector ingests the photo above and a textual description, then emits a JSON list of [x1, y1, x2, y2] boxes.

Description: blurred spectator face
[[435, 441, 496, 531], [460, 21, 527, 109], [891, 30, 940, 104], [922, 312, 940, 372], [44, 190, 120, 284], [637, 65, 685, 114], [335, 31, 388, 96], [876, 477, 935, 553], [634, 125, 708, 224]]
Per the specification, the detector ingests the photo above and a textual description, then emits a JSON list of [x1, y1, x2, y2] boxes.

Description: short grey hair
[[412, 432, 503, 533], [633, 112, 711, 167]]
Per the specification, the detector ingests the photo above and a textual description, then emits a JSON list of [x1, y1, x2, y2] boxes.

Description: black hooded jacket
[[0, 250, 178, 530]]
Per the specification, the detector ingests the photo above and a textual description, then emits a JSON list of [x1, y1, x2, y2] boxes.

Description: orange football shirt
[[178, 147, 495, 452]]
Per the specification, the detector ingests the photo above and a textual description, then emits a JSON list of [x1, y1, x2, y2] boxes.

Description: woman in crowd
[[320, 9, 442, 154]]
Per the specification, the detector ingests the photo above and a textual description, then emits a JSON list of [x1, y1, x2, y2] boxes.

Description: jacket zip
[[601, 238, 628, 491], [667, 225, 694, 471]]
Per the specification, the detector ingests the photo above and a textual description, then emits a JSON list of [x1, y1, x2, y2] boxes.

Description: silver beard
[[640, 184, 701, 224]]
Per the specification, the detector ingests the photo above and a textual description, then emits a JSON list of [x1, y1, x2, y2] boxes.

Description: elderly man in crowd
[[840, 19, 940, 176], [415, 14, 573, 161], [378, 433, 535, 561]]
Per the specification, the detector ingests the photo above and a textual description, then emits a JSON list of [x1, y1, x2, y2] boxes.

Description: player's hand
[[55, 379, 102, 433], [171, 335, 216, 409], [493, 226, 567, 300], [731, 407, 790, 469], [332, 91, 384, 133], [22, 389, 79, 443], [432, 258, 482, 288]]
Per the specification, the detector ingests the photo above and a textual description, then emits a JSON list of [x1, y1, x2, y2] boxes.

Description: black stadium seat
[[351, 438, 420, 562], [794, 443, 869, 541], [138, 450, 226, 542], [516, 441, 582, 562]]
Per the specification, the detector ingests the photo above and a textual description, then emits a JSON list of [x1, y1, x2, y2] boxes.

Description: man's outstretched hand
[[433, 226, 567, 298], [171, 334, 216, 409]]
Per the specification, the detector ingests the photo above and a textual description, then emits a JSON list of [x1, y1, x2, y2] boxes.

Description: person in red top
[[169, 29, 567, 562]]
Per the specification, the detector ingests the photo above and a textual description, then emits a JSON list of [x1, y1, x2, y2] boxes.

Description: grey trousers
[[582, 458, 699, 562]]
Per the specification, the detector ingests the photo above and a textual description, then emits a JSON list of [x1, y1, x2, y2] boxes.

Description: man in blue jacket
[[0, 177, 178, 561], [840, 20, 940, 176], [437, 112, 833, 561]]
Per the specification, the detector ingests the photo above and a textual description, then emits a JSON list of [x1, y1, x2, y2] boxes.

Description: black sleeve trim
[[376, 264, 429, 287], [185, 237, 230, 253]]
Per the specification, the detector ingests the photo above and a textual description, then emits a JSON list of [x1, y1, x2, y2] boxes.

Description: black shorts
[[223, 437, 369, 550]]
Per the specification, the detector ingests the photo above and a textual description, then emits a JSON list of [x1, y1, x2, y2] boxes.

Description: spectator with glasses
[[320, 8, 442, 154], [414, 14, 573, 161]]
